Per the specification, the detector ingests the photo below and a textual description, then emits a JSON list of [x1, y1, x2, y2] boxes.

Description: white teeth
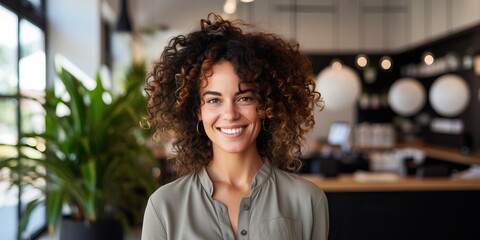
[[220, 127, 243, 134]]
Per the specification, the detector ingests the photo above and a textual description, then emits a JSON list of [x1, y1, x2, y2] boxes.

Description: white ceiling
[[104, 0, 480, 53]]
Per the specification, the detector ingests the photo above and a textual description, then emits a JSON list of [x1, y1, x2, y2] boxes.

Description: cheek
[[198, 106, 216, 122], [244, 106, 260, 120]]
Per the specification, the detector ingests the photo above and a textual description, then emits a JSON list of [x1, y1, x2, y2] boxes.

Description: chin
[[215, 143, 255, 154]]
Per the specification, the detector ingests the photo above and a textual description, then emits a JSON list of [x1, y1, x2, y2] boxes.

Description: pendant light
[[223, 0, 237, 14], [422, 51, 434, 65], [379, 0, 392, 71], [356, 54, 368, 68], [356, 1, 368, 69], [116, 0, 132, 32], [380, 56, 392, 70]]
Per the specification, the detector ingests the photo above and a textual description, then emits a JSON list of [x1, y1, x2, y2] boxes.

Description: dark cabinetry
[[308, 24, 480, 152], [327, 190, 480, 240]]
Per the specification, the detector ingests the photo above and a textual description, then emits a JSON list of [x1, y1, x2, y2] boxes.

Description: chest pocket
[[261, 217, 302, 240]]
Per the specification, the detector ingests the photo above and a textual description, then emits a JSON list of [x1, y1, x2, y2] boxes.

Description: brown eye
[[207, 98, 221, 104], [238, 97, 252, 102]]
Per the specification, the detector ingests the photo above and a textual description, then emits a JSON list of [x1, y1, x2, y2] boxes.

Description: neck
[[207, 149, 263, 187]]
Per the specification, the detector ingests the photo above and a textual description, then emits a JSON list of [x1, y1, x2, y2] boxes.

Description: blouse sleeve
[[141, 197, 167, 240], [311, 189, 330, 240]]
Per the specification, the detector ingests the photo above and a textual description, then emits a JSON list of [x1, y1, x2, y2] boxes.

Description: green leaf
[[46, 188, 64, 235], [81, 159, 97, 221], [89, 73, 108, 153], [19, 199, 44, 238], [57, 68, 87, 136]]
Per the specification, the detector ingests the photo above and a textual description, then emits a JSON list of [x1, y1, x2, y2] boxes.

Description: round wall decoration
[[429, 74, 470, 117], [388, 77, 426, 116], [316, 65, 361, 112]]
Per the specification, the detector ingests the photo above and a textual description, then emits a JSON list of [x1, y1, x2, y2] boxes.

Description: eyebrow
[[202, 89, 254, 97]]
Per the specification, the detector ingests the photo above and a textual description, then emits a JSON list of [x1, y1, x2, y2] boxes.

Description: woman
[[142, 13, 328, 240]]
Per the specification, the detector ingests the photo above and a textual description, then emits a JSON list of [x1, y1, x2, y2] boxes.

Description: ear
[[197, 109, 202, 121]]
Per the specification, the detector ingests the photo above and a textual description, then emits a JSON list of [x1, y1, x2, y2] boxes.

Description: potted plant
[[0, 61, 159, 239]]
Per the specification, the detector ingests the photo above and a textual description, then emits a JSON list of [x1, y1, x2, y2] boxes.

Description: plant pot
[[59, 217, 123, 240]]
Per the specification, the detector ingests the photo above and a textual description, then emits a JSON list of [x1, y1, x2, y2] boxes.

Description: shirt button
[[242, 204, 250, 210], [241, 230, 247, 236]]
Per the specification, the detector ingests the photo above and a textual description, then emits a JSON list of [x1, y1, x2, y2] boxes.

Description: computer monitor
[[327, 122, 351, 149]]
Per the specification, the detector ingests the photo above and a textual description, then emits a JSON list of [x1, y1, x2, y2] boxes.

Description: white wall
[[47, 0, 102, 81], [47, 0, 480, 79], [127, 0, 480, 54]]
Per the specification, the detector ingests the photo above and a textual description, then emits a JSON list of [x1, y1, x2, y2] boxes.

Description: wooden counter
[[302, 173, 480, 192]]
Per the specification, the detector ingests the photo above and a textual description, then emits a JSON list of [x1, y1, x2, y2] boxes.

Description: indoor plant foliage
[[1, 62, 158, 237]]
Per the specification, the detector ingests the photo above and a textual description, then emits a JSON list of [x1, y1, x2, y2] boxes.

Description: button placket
[[237, 198, 251, 239], [214, 201, 235, 240]]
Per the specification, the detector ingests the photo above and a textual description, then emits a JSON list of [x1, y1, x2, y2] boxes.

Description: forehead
[[199, 61, 252, 91]]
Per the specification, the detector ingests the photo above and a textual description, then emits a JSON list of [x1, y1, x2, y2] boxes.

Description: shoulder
[[142, 173, 199, 239], [149, 173, 196, 205], [272, 168, 326, 199]]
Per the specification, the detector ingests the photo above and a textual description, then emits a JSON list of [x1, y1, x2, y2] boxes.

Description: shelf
[[348, 139, 480, 165], [395, 140, 480, 165]]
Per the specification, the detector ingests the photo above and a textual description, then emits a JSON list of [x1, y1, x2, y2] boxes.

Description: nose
[[221, 101, 240, 120]]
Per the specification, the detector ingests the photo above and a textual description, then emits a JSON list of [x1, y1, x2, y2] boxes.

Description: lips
[[219, 127, 245, 135]]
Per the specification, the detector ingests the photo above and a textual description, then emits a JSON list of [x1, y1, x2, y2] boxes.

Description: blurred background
[[1, 0, 480, 239]]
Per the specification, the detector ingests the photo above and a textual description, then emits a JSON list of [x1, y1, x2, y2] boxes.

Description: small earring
[[262, 119, 268, 131], [196, 121, 202, 135]]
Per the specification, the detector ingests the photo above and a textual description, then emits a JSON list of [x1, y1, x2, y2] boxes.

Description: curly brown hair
[[145, 13, 323, 176]]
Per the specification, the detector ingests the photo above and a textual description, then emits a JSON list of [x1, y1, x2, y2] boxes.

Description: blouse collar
[[198, 160, 272, 197]]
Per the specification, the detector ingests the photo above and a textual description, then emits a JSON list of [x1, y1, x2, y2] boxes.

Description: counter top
[[302, 173, 480, 192]]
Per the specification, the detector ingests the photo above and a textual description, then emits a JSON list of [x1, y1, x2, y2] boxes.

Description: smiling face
[[198, 61, 261, 157]]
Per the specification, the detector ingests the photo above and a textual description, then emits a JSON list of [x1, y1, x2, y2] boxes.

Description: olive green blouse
[[141, 161, 329, 240]]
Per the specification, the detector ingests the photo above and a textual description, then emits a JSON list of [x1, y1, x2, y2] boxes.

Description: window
[[0, 1, 46, 239]]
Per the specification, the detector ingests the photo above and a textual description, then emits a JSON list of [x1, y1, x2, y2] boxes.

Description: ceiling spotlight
[[331, 59, 343, 70], [223, 0, 237, 14], [380, 56, 392, 70], [423, 51, 434, 65], [355, 54, 368, 68], [240, 0, 255, 2]]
